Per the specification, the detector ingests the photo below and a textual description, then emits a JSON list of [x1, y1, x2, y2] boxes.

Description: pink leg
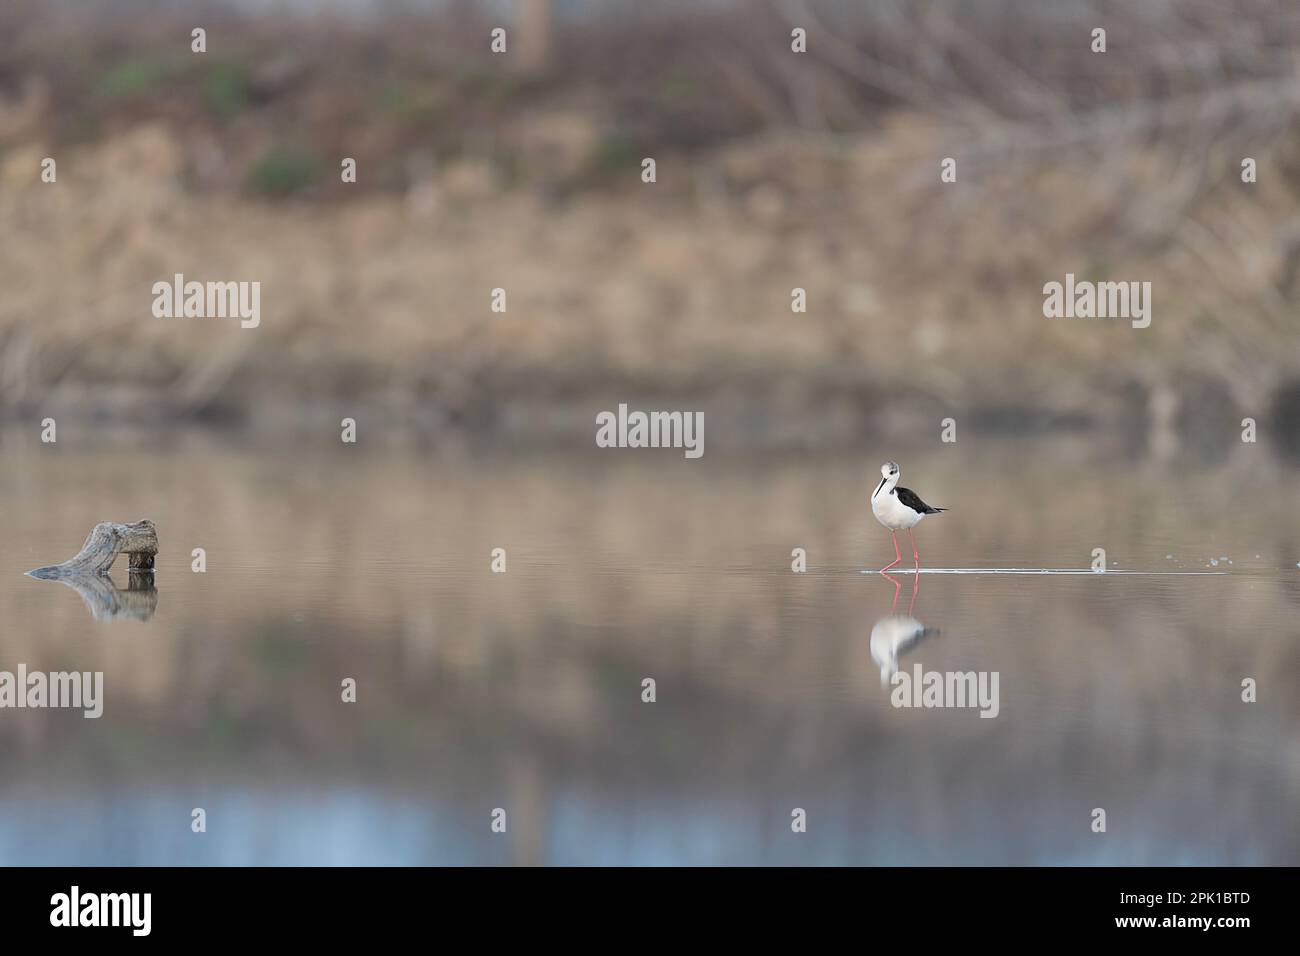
[[880, 532, 902, 573], [908, 528, 919, 571], [881, 571, 902, 612]]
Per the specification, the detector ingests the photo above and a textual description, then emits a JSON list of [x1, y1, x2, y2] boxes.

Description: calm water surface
[[0, 437, 1296, 864]]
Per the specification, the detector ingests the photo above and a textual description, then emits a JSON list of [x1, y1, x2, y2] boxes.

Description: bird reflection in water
[[869, 571, 939, 686]]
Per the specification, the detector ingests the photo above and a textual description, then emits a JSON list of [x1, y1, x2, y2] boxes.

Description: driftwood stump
[[26, 521, 160, 621], [28, 520, 159, 579]]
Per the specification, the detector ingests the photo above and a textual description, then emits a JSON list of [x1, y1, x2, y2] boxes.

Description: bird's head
[[873, 461, 901, 497]]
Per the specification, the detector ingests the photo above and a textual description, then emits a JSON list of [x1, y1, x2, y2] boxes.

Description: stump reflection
[[28, 569, 158, 622]]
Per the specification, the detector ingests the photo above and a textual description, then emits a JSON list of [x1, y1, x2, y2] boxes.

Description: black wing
[[895, 486, 945, 515]]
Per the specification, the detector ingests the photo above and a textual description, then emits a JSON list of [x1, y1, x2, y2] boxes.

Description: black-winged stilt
[[871, 460, 947, 572]]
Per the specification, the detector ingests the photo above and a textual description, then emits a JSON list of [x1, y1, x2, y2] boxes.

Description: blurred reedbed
[[0, 0, 1299, 446]]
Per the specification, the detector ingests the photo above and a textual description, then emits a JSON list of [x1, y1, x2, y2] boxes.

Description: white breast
[[870, 614, 926, 682], [872, 488, 924, 530]]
